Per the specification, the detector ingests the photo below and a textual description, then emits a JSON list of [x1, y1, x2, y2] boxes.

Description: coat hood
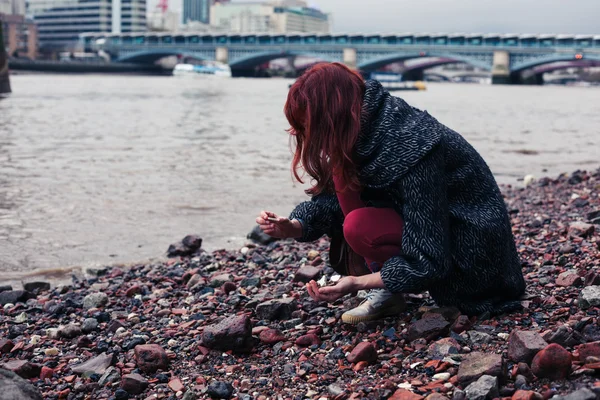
[[356, 79, 443, 188]]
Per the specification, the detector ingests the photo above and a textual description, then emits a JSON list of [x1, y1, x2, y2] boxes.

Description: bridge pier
[[491, 50, 511, 84], [343, 48, 357, 69], [216, 47, 228, 64]]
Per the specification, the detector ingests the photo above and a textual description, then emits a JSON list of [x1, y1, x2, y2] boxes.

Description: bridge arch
[[116, 50, 210, 64], [510, 54, 600, 74], [228, 50, 340, 70], [358, 53, 493, 72]]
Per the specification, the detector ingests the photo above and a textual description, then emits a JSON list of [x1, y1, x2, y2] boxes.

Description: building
[[183, 0, 211, 25], [27, 0, 146, 51], [0, 0, 38, 58], [210, 0, 330, 34], [148, 9, 180, 32]]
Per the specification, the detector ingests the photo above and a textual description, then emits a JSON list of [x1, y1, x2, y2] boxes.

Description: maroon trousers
[[334, 175, 404, 272]]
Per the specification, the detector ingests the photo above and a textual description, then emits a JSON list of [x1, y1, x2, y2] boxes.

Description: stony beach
[[1, 168, 600, 400]]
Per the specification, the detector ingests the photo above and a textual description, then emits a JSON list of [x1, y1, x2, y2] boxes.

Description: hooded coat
[[289, 79, 526, 316]]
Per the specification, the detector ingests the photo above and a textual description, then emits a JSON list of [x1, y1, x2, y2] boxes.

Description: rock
[[247, 225, 277, 246], [508, 330, 548, 364], [557, 244, 575, 254], [108, 319, 126, 333], [467, 331, 493, 345], [295, 334, 321, 347], [452, 315, 474, 334], [255, 298, 297, 321], [422, 307, 461, 322], [83, 292, 109, 309], [134, 344, 169, 373], [72, 353, 115, 375], [457, 352, 504, 386], [577, 341, 600, 361], [464, 375, 499, 400], [22, 282, 50, 292], [82, 318, 99, 333], [0, 368, 43, 400], [121, 373, 148, 395], [433, 372, 451, 381], [512, 390, 540, 400], [44, 347, 59, 356], [210, 274, 233, 288], [39, 366, 53, 380], [0, 360, 42, 379], [568, 222, 595, 238], [0, 339, 14, 354], [531, 343, 571, 380], [183, 391, 198, 400], [0, 285, 12, 293], [125, 285, 142, 297], [562, 389, 596, 400], [240, 276, 261, 288], [222, 282, 237, 294], [407, 314, 450, 342], [259, 329, 286, 344], [98, 366, 120, 386], [579, 286, 600, 309], [0, 290, 35, 306], [428, 337, 460, 359], [542, 325, 583, 347], [206, 381, 234, 399], [390, 389, 425, 400], [59, 323, 82, 339], [426, 394, 448, 400], [556, 271, 583, 287], [201, 315, 253, 352], [293, 266, 321, 283], [453, 390, 466, 400], [114, 389, 129, 400], [167, 235, 203, 257], [168, 378, 184, 392], [347, 342, 377, 363]]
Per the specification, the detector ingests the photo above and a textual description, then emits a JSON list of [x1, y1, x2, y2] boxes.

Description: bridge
[[80, 32, 600, 84]]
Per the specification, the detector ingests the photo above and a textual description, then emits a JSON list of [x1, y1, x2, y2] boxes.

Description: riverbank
[[0, 168, 599, 400]]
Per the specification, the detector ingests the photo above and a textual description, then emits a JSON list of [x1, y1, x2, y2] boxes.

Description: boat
[[172, 61, 231, 78], [0, 23, 11, 95], [369, 71, 426, 91]]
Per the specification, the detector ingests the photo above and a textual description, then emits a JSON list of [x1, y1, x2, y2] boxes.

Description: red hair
[[284, 62, 365, 196]]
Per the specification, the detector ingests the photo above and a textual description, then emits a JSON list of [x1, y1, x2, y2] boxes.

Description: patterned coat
[[289, 79, 526, 316]]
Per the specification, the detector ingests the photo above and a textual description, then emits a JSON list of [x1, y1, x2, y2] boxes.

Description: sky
[[154, 0, 600, 35], [313, 0, 599, 35]]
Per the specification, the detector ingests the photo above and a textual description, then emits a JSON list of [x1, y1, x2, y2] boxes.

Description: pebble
[[346, 342, 377, 363], [531, 343, 572, 379], [464, 375, 499, 400], [83, 292, 109, 309], [206, 381, 234, 399], [508, 330, 548, 364]]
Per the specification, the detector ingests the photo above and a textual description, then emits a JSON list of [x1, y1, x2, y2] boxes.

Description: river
[[1, 74, 599, 286]]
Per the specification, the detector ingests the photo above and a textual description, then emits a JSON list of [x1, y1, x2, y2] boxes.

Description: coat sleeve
[[380, 148, 453, 293], [289, 193, 343, 242]]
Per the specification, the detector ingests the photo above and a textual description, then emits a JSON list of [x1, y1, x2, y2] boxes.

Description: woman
[[256, 62, 525, 324]]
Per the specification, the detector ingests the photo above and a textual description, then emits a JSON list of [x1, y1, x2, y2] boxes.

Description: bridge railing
[[81, 33, 600, 51]]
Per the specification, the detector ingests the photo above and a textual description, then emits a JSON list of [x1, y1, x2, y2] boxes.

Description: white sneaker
[[341, 289, 406, 324]]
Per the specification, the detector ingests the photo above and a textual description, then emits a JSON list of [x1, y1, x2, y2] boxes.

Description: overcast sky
[[312, 0, 599, 34]]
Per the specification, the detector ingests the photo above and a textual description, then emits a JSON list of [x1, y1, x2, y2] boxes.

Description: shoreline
[[1, 168, 590, 289], [1, 167, 599, 399]]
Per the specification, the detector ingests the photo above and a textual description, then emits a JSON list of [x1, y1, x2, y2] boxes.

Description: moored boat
[[173, 61, 231, 78]]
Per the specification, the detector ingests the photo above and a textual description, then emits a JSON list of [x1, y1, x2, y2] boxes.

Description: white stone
[[523, 174, 536, 187], [30, 335, 41, 345], [433, 372, 451, 381], [45, 347, 60, 356], [46, 328, 60, 339]]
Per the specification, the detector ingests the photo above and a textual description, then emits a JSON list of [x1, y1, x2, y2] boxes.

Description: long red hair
[[284, 62, 365, 195]]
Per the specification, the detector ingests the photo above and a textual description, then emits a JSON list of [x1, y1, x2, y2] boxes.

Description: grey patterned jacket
[[289, 79, 526, 316]]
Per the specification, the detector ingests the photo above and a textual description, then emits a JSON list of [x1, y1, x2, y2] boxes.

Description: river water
[[1, 74, 599, 286]]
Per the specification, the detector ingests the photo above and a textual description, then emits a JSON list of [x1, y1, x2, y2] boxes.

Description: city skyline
[[148, 0, 599, 34]]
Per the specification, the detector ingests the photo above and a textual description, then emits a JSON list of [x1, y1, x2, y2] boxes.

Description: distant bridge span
[[85, 32, 600, 83]]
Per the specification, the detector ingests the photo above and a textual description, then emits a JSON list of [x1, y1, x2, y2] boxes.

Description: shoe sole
[[341, 304, 406, 325]]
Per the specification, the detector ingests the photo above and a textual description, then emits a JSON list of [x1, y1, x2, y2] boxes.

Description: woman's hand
[[306, 276, 357, 303], [256, 211, 303, 239]]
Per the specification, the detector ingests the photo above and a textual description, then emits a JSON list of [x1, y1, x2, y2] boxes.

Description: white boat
[[172, 62, 231, 78]]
